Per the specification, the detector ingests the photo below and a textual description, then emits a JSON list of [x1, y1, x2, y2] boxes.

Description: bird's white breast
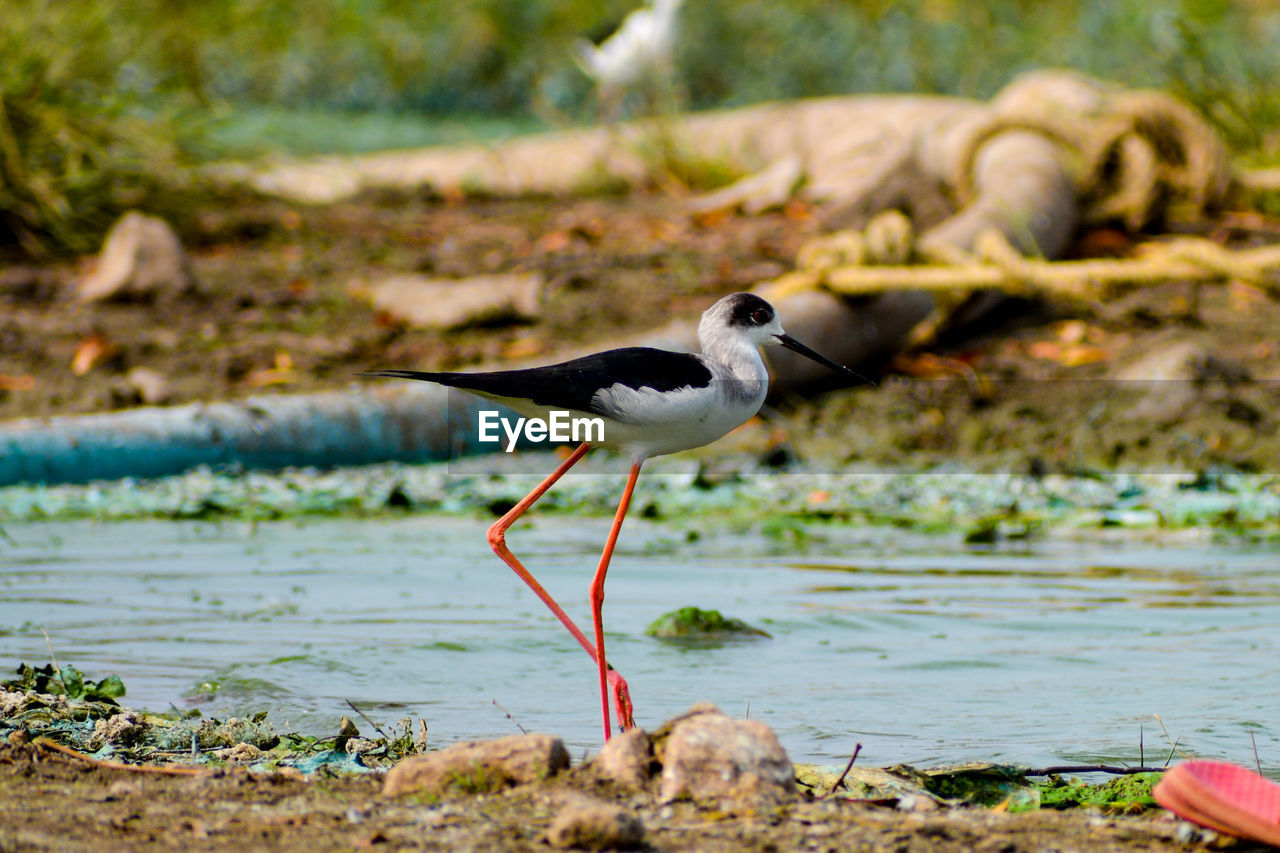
[[592, 377, 766, 460]]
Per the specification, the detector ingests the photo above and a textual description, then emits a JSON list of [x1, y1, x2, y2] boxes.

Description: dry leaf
[[1056, 320, 1089, 345], [691, 208, 730, 229], [242, 351, 298, 387], [1075, 227, 1132, 258], [1058, 344, 1110, 367], [535, 229, 573, 254], [891, 352, 976, 379], [503, 338, 547, 360], [783, 200, 813, 221], [1228, 280, 1267, 311], [0, 373, 35, 391], [1026, 341, 1062, 361], [71, 333, 117, 375]]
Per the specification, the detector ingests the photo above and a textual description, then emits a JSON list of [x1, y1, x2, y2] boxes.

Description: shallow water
[[2, 516, 1277, 773]]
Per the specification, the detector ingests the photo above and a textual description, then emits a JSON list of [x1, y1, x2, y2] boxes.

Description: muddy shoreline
[[4, 192, 1280, 479], [0, 683, 1226, 853], [0, 744, 1211, 853]]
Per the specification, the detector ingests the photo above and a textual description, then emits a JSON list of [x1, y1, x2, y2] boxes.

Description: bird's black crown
[[724, 293, 775, 327]]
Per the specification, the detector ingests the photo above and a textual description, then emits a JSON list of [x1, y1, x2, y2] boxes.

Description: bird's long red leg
[[485, 442, 634, 738], [589, 460, 642, 741]]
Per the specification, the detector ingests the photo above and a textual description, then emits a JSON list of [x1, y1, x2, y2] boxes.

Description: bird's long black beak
[[776, 334, 876, 386]]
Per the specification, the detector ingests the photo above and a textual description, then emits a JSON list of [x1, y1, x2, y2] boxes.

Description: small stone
[[596, 728, 654, 789], [124, 367, 172, 405], [90, 712, 144, 749], [196, 716, 278, 750], [546, 799, 645, 850], [77, 211, 195, 303], [897, 794, 939, 812], [214, 742, 262, 763], [1113, 341, 1205, 422], [345, 737, 377, 756], [1115, 341, 1204, 382], [658, 706, 795, 803], [355, 272, 543, 330], [383, 733, 569, 797], [7, 729, 29, 746], [105, 779, 143, 800]]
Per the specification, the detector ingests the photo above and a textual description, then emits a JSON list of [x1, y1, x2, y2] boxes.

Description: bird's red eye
[[750, 309, 770, 325]]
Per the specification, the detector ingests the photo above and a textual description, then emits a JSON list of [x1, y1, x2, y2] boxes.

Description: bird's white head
[[699, 292, 786, 351], [698, 292, 872, 383]]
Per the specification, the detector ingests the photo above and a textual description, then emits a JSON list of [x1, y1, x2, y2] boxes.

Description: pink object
[[1153, 760, 1280, 846]]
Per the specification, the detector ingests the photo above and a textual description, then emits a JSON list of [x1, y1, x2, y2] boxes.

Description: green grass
[[6, 0, 1280, 256], [199, 107, 550, 160]]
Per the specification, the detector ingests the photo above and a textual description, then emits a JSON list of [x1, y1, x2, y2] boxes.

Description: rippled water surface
[[2, 517, 1277, 771]]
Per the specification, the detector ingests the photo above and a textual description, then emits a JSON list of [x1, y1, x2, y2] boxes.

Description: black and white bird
[[364, 292, 868, 742]]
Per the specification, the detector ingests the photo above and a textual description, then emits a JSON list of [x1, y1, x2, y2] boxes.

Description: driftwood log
[[215, 72, 1234, 389]]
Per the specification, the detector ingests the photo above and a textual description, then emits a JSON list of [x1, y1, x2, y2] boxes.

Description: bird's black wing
[[364, 347, 712, 416]]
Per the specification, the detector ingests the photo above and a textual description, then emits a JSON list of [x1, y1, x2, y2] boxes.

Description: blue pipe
[[0, 384, 524, 486]]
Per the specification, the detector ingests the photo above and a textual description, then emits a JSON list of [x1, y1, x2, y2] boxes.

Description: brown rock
[[78, 211, 195, 303], [1113, 340, 1205, 422], [596, 727, 654, 789], [546, 798, 645, 850], [1114, 340, 1205, 382], [382, 733, 569, 797], [124, 367, 172, 405], [657, 706, 795, 803], [344, 737, 377, 756], [214, 742, 262, 763], [89, 712, 144, 749], [105, 779, 144, 800], [356, 271, 542, 330]]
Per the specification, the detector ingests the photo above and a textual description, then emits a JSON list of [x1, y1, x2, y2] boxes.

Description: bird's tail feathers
[[361, 369, 507, 396]]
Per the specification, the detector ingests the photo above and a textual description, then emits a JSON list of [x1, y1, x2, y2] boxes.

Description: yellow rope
[[773, 83, 1280, 309], [779, 227, 1280, 305]]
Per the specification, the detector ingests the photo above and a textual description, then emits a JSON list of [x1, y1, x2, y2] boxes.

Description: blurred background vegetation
[[3, 0, 1280, 254]]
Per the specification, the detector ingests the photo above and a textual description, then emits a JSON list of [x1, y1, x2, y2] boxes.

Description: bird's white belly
[[593, 379, 766, 460]]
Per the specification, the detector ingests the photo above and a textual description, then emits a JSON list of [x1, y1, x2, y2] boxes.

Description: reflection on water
[[1, 517, 1277, 774]]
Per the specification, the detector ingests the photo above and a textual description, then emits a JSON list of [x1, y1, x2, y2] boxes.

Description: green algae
[[798, 762, 1165, 813], [5, 663, 125, 703], [0, 662, 424, 774], [644, 606, 770, 641], [918, 763, 1042, 812], [1036, 772, 1163, 811], [2, 458, 1276, 544]]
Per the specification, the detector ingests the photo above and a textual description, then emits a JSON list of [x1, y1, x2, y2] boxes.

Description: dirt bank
[[0, 738, 1231, 853], [3, 190, 1280, 476], [0, 193, 810, 423]]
